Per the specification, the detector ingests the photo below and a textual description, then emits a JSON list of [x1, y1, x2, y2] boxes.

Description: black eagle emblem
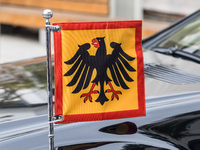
[[64, 37, 136, 105]]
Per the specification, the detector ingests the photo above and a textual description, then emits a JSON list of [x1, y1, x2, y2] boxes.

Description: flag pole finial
[[43, 9, 61, 31], [43, 9, 53, 20]]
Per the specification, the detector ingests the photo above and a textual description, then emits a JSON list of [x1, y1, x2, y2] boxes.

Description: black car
[[0, 10, 200, 150]]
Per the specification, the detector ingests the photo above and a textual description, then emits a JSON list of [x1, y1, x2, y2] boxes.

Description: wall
[[143, 0, 200, 15]]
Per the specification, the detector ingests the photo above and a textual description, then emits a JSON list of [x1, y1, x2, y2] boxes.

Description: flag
[[53, 21, 145, 123]]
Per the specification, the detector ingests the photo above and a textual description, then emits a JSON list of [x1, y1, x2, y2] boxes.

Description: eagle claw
[[84, 99, 92, 103], [81, 90, 99, 103], [106, 89, 122, 100]]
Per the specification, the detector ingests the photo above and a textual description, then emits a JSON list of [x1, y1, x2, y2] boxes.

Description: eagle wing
[[107, 42, 136, 89], [64, 43, 95, 93]]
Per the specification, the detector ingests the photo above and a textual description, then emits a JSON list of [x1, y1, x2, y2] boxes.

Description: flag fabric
[[53, 20, 145, 123]]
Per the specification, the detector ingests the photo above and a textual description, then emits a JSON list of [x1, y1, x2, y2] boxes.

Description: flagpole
[[43, 9, 55, 150]]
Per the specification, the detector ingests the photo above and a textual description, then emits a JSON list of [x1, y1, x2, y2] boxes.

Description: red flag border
[[53, 20, 145, 123]]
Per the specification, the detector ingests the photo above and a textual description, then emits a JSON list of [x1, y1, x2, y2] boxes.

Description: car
[[0, 9, 200, 150]]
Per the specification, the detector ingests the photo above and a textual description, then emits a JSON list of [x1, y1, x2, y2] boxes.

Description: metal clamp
[[45, 25, 61, 32], [53, 115, 64, 122]]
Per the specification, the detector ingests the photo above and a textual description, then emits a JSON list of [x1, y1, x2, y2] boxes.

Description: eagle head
[[92, 37, 105, 48]]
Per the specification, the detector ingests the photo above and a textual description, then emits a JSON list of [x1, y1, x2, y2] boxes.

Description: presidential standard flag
[[53, 21, 145, 123]]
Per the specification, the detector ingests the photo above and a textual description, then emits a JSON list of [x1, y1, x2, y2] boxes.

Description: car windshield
[[158, 16, 200, 56]]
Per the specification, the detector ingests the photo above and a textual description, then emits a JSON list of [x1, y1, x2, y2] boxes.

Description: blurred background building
[[0, 0, 199, 63]]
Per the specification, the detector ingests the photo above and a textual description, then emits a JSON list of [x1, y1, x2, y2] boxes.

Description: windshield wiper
[[152, 45, 200, 64]]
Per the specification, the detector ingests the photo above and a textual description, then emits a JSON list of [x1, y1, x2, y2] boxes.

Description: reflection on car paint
[[139, 111, 200, 150], [99, 122, 137, 135]]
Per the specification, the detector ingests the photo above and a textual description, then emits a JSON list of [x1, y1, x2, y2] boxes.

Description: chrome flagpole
[[43, 9, 54, 150], [43, 9, 60, 150]]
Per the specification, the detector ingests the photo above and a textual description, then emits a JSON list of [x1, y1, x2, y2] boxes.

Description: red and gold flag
[[53, 21, 145, 123]]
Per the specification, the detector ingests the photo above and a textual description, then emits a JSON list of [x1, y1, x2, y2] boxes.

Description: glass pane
[[158, 17, 200, 56]]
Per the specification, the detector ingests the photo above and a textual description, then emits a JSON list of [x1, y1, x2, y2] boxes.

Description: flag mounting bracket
[[46, 25, 61, 32], [53, 115, 64, 122]]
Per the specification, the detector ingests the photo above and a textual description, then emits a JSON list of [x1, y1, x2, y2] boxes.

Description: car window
[[158, 16, 200, 56]]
